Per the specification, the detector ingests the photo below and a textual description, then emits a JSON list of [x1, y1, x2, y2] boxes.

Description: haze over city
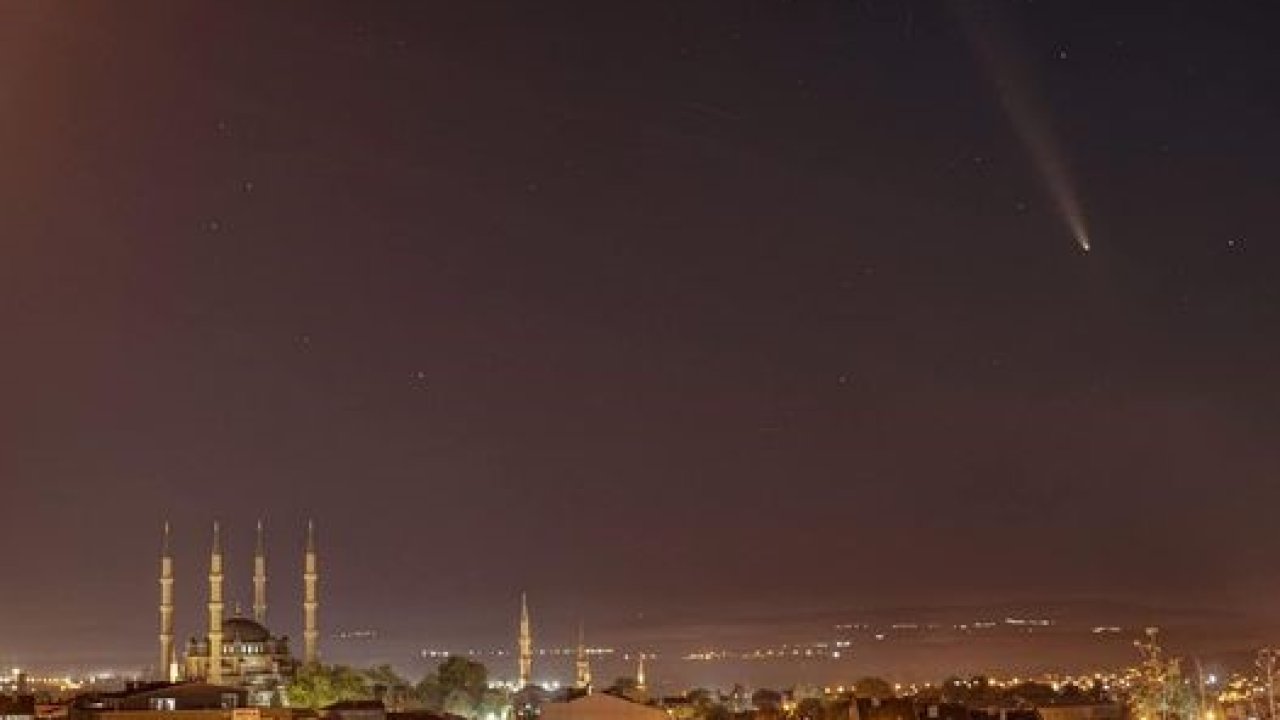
[[2, 0, 1278, 694]]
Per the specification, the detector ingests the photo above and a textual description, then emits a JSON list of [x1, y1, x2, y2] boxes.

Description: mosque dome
[[223, 616, 271, 643]]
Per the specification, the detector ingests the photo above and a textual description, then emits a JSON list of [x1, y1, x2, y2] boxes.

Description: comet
[[956, 4, 1092, 254]]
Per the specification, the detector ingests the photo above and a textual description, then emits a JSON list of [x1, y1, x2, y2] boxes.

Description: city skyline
[[5, 543, 1274, 689], [2, 0, 1278, 692]]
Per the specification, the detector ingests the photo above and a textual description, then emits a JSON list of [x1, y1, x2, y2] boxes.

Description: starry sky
[[2, 0, 1279, 683]]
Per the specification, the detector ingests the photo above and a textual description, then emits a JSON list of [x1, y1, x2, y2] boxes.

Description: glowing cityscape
[[3, 4, 1275, 720]]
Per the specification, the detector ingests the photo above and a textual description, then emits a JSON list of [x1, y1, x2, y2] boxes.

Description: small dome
[[223, 616, 271, 643]]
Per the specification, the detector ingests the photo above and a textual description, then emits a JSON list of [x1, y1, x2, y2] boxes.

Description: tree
[[823, 697, 854, 720], [666, 690, 713, 720], [1130, 629, 1197, 720], [752, 688, 782, 708], [752, 688, 784, 719], [437, 656, 489, 699], [796, 698, 826, 720], [287, 664, 371, 709], [364, 664, 414, 711], [445, 689, 477, 719], [940, 677, 969, 704], [914, 688, 942, 704], [1058, 683, 1088, 704], [728, 684, 751, 714], [686, 689, 715, 707], [416, 656, 496, 719], [608, 677, 640, 697], [1010, 681, 1057, 707], [477, 688, 511, 720], [364, 664, 408, 686], [854, 677, 896, 700], [416, 676, 445, 713], [1259, 649, 1279, 720], [704, 705, 732, 720]]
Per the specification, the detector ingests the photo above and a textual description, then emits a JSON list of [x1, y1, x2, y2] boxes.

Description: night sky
[[2, 0, 1279, 683]]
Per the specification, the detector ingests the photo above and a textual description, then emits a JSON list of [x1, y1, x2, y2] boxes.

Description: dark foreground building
[[2, 694, 37, 720], [68, 682, 300, 720]]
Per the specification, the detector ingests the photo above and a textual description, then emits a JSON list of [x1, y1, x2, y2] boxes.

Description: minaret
[[518, 592, 532, 687], [253, 519, 267, 625], [574, 621, 591, 691], [207, 521, 224, 683], [636, 653, 646, 691], [158, 521, 174, 681], [303, 519, 319, 665]]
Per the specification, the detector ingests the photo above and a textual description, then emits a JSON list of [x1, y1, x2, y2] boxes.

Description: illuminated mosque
[[156, 520, 319, 706]]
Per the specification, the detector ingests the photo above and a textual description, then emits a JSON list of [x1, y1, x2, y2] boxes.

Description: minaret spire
[[303, 519, 319, 665], [253, 519, 267, 624], [518, 592, 532, 687], [207, 521, 224, 683], [574, 620, 592, 691], [159, 521, 175, 681]]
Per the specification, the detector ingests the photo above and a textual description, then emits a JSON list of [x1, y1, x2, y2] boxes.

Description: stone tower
[[518, 592, 532, 687], [574, 621, 591, 691], [158, 522, 174, 681], [253, 519, 267, 625], [207, 521, 225, 683], [303, 519, 319, 665]]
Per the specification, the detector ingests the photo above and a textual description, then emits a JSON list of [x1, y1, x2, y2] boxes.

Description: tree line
[[286, 657, 508, 718]]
